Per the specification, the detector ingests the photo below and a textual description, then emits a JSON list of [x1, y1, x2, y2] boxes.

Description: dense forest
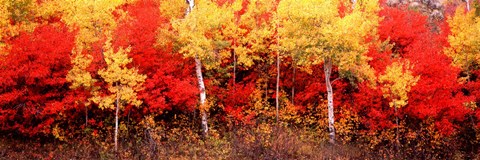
[[1, 0, 480, 159]]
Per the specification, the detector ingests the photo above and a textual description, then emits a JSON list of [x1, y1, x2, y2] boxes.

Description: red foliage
[[0, 0, 476, 143], [352, 7, 471, 135], [378, 7, 429, 54], [0, 23, 77, 136], [291, 65, 327, 108], [212, 72, 257, 124], [115, 0, 198, 114]]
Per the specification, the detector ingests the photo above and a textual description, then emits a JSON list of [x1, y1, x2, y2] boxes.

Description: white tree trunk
[[292, 61, 296, 106], [186, 0, 208, 136], [233, 50, 236, 87], [466, 0, 470, 11], [276, 51, 280, 123], [115, 83, 120, 152], [195, 56, 209, 136], [324, 59, 335, 144], [394, 102, 399, 152], [186, 0, 195, 15]]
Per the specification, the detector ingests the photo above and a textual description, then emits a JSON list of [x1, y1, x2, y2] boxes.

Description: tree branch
[[331, 77, 342, 84]]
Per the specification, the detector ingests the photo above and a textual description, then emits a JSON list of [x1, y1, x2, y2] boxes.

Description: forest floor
[[0, 131, 369, 159], [0, 125, 472, 159]]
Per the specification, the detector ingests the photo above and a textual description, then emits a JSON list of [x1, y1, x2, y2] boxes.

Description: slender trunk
[[395, 102, 399, 154], [115, 83, 121, 152], [127, 110, 131, 125], [265, 66, 269, 101], [230, 48, 238, 155], [275, 51, 280, 123], [186, 0, 195, 15], [93, 22, 107, 67], [192, 107, 196, 128], [230, 50, 238, 155], [265, 80, 268, 101], [85, 106, 88, 127], [127, 109, 131, 137], [233, 50, 236, 87], [466, 0, 470, 11], [324, 59, 335, 144], [291, 62, 296, 106], [195, 56, 209, 136], [185, 0, 208, 136]]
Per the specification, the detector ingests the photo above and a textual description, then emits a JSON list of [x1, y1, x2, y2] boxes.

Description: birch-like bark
[[186, 0, 195, 15], [233, 50, 236, 87], [276, 51, 280, 123], [466, 0, 470, 11], [291, 61, 296, 106], [324, 59, 335, 144], [395, 102, 399, 153], [115, 83, 121, 152], [186, 0, 208, 136], [195, 57, 209, 136], [265, 66, 269, 100]]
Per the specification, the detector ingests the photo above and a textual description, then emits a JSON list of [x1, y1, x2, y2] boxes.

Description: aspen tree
[[172, 0, 238, 136], [276, 0, 379, 143]]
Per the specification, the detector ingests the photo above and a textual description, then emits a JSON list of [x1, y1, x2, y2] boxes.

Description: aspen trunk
[[466, 0, 470, 11], [291, 61, 296, 106], [324, 59, 335, 144], [85, 106, 88, 127], [233, 50, 236, 87], [186, 0, 195, 15], [275, 51, 280, 123], [195, 56, 209, 136], [265, 65, 269, 101], [115, 83, 120, 152], [186, 0, 208, 136], [395, 102, 399, 154]]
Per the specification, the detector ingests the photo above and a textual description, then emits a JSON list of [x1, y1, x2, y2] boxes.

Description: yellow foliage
[[54, 0, 146, 113], [280, 100, 302, 124], [171, 0, 237, 70], [379, 61, 419, 108], [335, 108, 360, 143], [67, 48, 96, 89], [93, 35, 147, 110], [53, 0, 135, 48], [0, 0, 9, 26], [0, 0, 40, 55], [445, 7, 480, 73], [60, 0, 140, 110], [248, 79, 275, 121], [276, 0, 337, 64], [276, 0, 379, 82], [52, 124, 66, 141], [0, 0, 9, 41], [159, 0, 187, 19], [0, 0, 8, 55], [279, 98, 330, 141], [228, 0, 277, 68], [200, 97, 215, 112]]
